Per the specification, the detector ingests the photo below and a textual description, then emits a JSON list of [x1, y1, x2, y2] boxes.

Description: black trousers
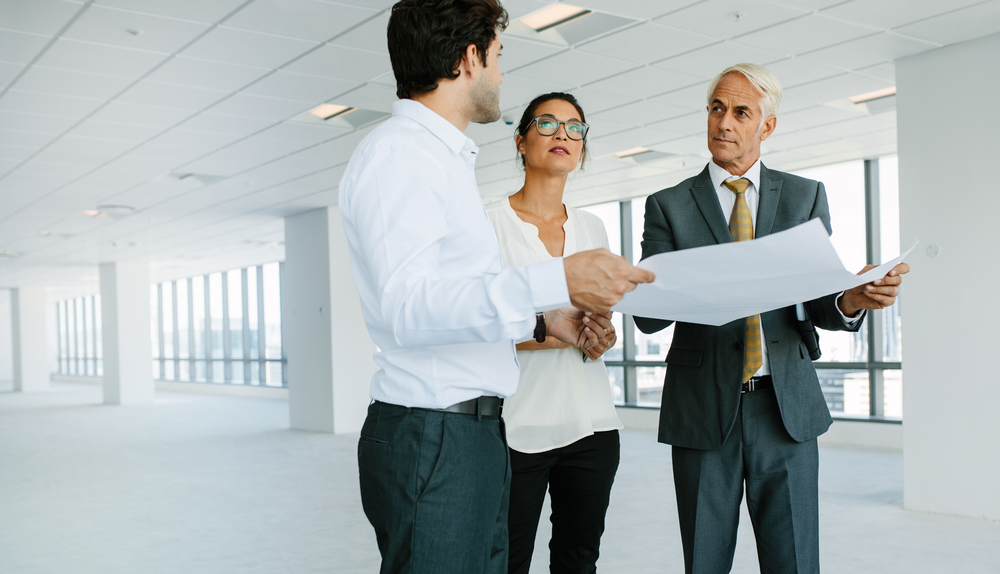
[[671, 388, 820, 574], [507, 430, 621, 574], [358, 401, 511, 574]]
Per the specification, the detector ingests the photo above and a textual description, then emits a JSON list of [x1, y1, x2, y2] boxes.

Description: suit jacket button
[[733, 342, 743, 350]]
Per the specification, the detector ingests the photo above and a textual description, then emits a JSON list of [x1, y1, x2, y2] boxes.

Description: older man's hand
[[838, 262, 910, 316], [564, 249, 655, 313]]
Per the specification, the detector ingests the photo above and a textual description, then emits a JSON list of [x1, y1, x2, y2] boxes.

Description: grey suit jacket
[[634, 163, 863, 450]]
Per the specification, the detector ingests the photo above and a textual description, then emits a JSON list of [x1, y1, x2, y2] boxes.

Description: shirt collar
[[392, 99, 478, 157], [709, 157, 762, 192]]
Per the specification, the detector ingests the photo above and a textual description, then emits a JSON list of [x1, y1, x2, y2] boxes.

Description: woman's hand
[[582, 311, 616, 360]]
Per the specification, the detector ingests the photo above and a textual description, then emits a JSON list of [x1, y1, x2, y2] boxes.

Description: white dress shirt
[[708, 159, 862, 377], [338, 100, 571, 409], [486, 198, 624, 453]]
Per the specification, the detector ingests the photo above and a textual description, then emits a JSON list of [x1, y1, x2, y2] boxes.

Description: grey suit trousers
[[671, 387, 819, 574]]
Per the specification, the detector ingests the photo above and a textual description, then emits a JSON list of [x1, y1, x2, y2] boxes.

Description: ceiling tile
[[13, 66, 132, 99], [255, 122, 350, 146], [0, 142, 39, 161], [575, 0, 703, 20], [765, 0, 847, 10], [47, 134, 135, 156], [0, 61, 24, 90], [176, 112, 277, 137], [513, 50, 638, 89], [125, 142, 205, 163], [330, 10, 390, 54], [94, 0, 248, 23], [143, 56, 269, 91], [149, 129, 242, 151], [0, 128, 58, 148], [465, 120, 516, 147], [34, 38, 167, 77], [31, 146, 121, 167], [784, 72, 892, 104], [569, 87, 642, 115], [495, 35, 566, 74], [0, 89, 103, 118], [284, 45, 391, 83], [67, 119, 163, 142], [589, 126, 683, 156], [645, 110, 706, 137], [590, 99, 693, 127], [576, 22, 718, 64], [778, 104, 867, 132], [802, 32, 939, 70], [62, 5, 211, 53], [653, 40, 785, 78], [115, 80, 228, 109], [89, 101, 195, 128], [764, 56, 845, 88], [733, 14, 878, 57], [648, 81, 712, 109], [655, 0, 808, 40], [331, 83, 397, 115], [0, 0, 83, 36], [0, 30, 54, 65], [764, 127, 841, 152], [242, 71, 359, 103], [820, 0, 984, 31], [0, 110, 78, 134], [182, 26, 320, 68], [893, 1, 1000, 45], [498, 75, 567, 114], [817, 110, 895, 138], [854, 62, 895, 83], [224, 0, 378, 42], [207, 93, 313, 121], [585, 66, 703, 99]]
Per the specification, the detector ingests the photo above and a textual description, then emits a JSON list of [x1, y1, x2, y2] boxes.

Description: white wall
[[897, 31, 1000, 521], [0, 290, 12, 381]]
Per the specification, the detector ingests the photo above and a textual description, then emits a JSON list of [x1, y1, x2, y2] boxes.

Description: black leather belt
[[741, 375, 772, 394], [436, 396, 503, 416]]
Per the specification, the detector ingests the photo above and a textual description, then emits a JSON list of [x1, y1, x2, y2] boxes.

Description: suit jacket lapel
[[690, 166, 732, 245], [755, 163, 783, 238]]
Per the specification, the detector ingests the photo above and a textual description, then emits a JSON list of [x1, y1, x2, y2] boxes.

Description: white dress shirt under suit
[[338, 99, 571, 410], [707, 159, 862, 376]]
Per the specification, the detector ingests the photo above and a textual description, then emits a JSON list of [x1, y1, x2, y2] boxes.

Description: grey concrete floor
[[1, 382, 997, 574]]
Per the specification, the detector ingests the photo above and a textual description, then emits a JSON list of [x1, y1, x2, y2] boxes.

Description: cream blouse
[[485, 197, 624, 454]]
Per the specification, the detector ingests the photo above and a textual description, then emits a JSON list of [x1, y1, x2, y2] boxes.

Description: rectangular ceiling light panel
[[521, 4, 592, 32]]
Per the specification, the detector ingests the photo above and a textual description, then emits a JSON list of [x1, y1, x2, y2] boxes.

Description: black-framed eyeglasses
[[530, 116, 589, 140]]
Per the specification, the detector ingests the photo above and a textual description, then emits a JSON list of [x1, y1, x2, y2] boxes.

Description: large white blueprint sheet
[[612, 219, 917, 326]]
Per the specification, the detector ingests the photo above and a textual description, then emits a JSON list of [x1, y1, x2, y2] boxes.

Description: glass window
[[579, 201, 620, 256], [878, 155, 903, 363], [150, 285, 159, 379], [607, 365, 625, 406], [817, 369, 870, 416], [636, 366, 665, 407], [162, 281, 174, 376], [209, 272, 223, 361], [247, 266, 259, 360], [94, 295, 102, 376], [176, 280, 190, 380], [262, 262, 282, 361], [883, 369, 902, 418], [792, 160, 867, 273], [631, 198, 645, 265], [227, 269, 243, 362]]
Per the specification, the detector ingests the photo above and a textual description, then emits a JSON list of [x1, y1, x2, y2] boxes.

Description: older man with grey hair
[[634, 63, 908, 573]]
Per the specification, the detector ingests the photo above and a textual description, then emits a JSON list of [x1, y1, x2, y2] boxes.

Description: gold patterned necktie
[[722, 177, 763, 383]]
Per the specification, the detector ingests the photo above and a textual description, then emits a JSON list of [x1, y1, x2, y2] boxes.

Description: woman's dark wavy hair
[[387, 0, 508, 99], [515, 92, 588, 170]]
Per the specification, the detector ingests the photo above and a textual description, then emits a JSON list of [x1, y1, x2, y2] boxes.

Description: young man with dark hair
[[338, 1, 654, 572]]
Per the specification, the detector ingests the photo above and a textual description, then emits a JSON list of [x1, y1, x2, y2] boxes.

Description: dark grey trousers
[[671, 388, 820, 574], [358, 400, 511, 574]]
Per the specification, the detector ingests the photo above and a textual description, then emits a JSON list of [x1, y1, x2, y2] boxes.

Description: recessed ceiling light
[[126, 29, 144, 36], [849, 86, 896, 104], [81, 210, 106, 218], [615, 147, 650, 158], [521, 4, 592, 32], [81, 275, 99, 282], [309, 104, 356, 120], [0, 250, 18, 258], [39, 231, 52, 237]]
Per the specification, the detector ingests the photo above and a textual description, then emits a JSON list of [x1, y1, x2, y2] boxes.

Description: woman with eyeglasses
[[485, 92, 622, 574]]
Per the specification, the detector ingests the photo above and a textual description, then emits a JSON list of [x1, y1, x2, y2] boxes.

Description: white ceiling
[[0, 0, 998, 291]]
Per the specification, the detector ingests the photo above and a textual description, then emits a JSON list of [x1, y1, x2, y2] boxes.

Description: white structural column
[[897, 31, 1000, 521], [100, 260, 154, 405], [11, 286, 48, 392], [0, 289, 13, 382], [284, 207, 376, 434]]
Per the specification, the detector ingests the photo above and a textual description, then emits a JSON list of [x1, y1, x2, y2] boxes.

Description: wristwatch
[[533, 312, 546, 343]]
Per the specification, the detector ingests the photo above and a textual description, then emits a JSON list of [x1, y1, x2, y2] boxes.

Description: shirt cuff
[[526, 258, 571, 311], [835, 291, 866, 326]]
